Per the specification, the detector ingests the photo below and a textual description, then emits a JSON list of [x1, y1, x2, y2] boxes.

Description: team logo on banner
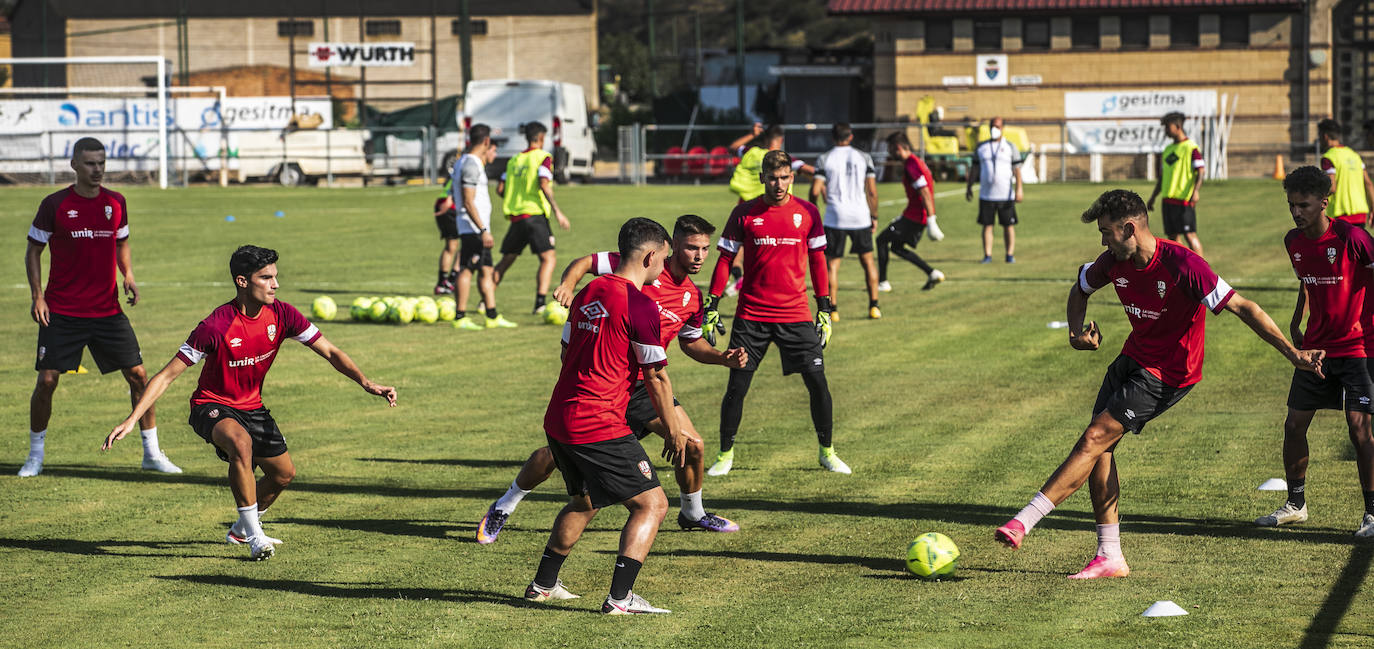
[[266, 324, 277, 342], [638, 460, 653, 480], [1156, 280, 1166, 299], [1327, 247, 1337, 264]]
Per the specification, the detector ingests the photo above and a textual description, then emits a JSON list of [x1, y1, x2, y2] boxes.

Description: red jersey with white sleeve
[[710, 196, 828, 323], [176, 301, 322, 410], [1286, 218, 1374, 358], [27, 186, 130, 318], [900, 155, 935, 224], [545, 275, 668, 445], [1077, 240, 1234, 387], [592, 251, 704, 345]]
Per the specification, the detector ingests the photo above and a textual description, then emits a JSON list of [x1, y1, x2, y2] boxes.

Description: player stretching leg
[[703, 150, 849, 476], [477, 215, 746, 543], [103, 246, 397, 561], [525, 218, 683, 614], [994, 190, 1321, 578]]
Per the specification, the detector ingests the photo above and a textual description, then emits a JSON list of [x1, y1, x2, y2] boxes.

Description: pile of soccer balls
[[311, 295, 452, 325]]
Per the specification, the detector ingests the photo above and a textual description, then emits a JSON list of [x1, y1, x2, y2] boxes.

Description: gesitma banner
[[308, 42, 416, 67], [1064, 90, 1216, 153]]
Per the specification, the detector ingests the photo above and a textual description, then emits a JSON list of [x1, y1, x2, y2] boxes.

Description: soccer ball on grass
[[905, 532, 959, 579], [311, 296, 337, 321]]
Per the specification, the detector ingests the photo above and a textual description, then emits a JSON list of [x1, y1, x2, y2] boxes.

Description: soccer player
[[102, 245, 397, 561], [810, 123, 882, 320], [22, 137, 180, 477], [724, 124, 814, 297], [432, 179, 460, 295], [525, 218, 684, 615], [1255, 166, 1374, 537], [476, 215, 746, 544], [993, 189, 1323, 578], [494, 121, 571, 314], [1318, 119, 1374, 227], [703, 150, 850, 476], [1146, 111, 1206, 256], [876, 131, 946, 297], [450, 124, 516, 331], [966, 116, 1023, 263]]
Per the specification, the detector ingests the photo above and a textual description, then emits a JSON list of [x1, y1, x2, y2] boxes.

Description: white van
[[460, 79, 595, 182]]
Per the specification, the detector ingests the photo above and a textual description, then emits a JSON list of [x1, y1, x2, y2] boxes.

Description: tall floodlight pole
[[459, 0, 473, 90], [736, 0, 745, 120]]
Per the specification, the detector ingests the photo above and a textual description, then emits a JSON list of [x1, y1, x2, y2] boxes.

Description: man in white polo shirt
[[810, 123, 880, 320], [966, 117, 1024, 264]]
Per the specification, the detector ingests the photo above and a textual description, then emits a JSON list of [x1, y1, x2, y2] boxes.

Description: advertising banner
[[308, 42, 416, 67], [1064, 90, 1216, 153]]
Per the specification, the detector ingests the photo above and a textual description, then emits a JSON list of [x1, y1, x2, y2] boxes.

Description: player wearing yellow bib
[[495, 122, 571, 314], [1146, 112, 1205, 256], [1319, 119, 1374, 227]]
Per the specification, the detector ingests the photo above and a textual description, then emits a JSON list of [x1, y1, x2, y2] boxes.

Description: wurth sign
[[308, 42, 416, 67]]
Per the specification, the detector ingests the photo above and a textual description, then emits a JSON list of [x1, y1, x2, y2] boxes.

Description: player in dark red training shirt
[[702, 150, 850, 476], [1255, 166, 1374, 538], [103, 245, 397, 561], [476, 215, 747, 545], [993, 189, 1323, 579], [524, 218, 685, 615], [21, 137, 181, 477]]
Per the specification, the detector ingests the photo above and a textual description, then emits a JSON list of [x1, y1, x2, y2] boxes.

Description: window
[[1022, 18, 1050, 50], [451, 19, 489, 36], [1219, 14, 1249, 47], [1120, 15, 1149, 48], [277, 20, 313, 37], [973, 19, 1002, 51], [365, 20, 402, 37], [925, 19, 953, 51], [1170, 14, 1199, 47], [1071, 16, 1099, 49]]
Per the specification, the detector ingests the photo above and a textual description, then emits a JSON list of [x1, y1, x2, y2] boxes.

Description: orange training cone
[[1272, 154, 1284, 180]]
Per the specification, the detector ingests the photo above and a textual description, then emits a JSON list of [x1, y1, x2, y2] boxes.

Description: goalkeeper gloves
[[703, 295, 726, 346], [815, 296, 834, 349]]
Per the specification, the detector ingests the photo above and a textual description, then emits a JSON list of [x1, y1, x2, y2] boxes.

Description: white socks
[[1096, 523, 1122, 559], [140, 427, 161, 457], [494, 480, 530, 514], [28, 430, 46, 458], [237, 504, 265, 539], [680, 490, 706, 521], [1013, 492, 1056, 533]]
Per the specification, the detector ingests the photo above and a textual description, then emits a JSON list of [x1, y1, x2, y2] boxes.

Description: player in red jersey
[[876, 131, 946, 296], [702, 150, 850, 476], [524, 218, 684, 615], [21, 137, 181, 477], [993, 189, 1323, 578], [476, 215, 747, 545], [102, 245, 397, 561], [1256, 166, 1374, 537]]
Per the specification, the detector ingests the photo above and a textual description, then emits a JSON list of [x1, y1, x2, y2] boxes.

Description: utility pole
[[647, 0, 657, 97], [736, 0, 746, 119], [459, 0, 473, 92]]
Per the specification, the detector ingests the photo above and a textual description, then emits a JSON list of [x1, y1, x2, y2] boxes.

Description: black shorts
[[977, 200, 1018, 227], [435, 199, 459, 239], [729, 317, 824, 375], [36, 312, 143, 374], [458, 233, 494, 271], [1287, 356, 1374, 412], [1092, 355, 1194, 434], [188, 402, 288, 462], [824, 227, 874, 258], [546, 433, 661, 509], [1161, 202, 1198, 237], [880, 218, 925, 248], [500, 215, 555, 255], [625, 380, 681, 440]]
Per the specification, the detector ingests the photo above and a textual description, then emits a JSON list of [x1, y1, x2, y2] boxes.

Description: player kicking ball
[[994, 190, 1322, 578], [103, 245, 397, 561], [476, 215, 746, 545]]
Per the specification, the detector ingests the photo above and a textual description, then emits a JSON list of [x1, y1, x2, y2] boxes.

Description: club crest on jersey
[[229, 337, 243, 348], [66, 209, 79, 219], [682, 291, 691, 306], [793, 213, 803, 228], [637, 460, 652, 480], [266, 324, 277, 342], [1156, 280, 1166, 298], [104, 205, 113, 220], [1327, 247, 1337, 264]]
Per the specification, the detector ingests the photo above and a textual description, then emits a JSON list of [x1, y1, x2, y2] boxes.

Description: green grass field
[[1, 178, 1369, 648]]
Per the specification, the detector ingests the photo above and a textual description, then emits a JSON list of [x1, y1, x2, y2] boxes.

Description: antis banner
[[1064, 90, 1216, 153], [0, 97, 332, 134], [308, 42, 416, 67]]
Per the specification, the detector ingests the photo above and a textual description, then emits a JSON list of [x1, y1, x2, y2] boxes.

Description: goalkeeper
[[701, 150, 850, 476]]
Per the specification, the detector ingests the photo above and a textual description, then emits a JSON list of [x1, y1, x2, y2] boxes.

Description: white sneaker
[[926, 217, 945, 241], [1355, 514, 1374, 538], [1256, 502, 1308, 527], [602, 591, 670, 615], [524, 579, 581, 602], [248, 535, 275, 561], [142, 452, 183, 473], [227, 526, 283, 546], [18, 454, 43, 477], [877, 281, 892, 293], [819, 447, 852, 474], [706, 451, 733, 477]]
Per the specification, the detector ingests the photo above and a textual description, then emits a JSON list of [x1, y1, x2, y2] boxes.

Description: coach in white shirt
[[810, 123, 880, 320], [965, 117, 1023, 264]]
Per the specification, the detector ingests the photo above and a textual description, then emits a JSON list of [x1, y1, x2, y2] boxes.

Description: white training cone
[[1141, 601, 1189, 617], [1257, 478, 1288, 491]]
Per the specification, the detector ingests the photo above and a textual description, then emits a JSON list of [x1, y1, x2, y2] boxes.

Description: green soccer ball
[[416, 300, 440, 323], [350, 297, 373, 321], [311, 296, 337, 321], [437, 298, 457, 321], [543, 303, 569, 325], [389, 300, 416, 324], [906, 532, 959, 580], [368, 300, 391, 322]]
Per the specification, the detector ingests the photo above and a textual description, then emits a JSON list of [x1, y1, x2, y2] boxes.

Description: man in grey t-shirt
[[451, 125, 516, 331]]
